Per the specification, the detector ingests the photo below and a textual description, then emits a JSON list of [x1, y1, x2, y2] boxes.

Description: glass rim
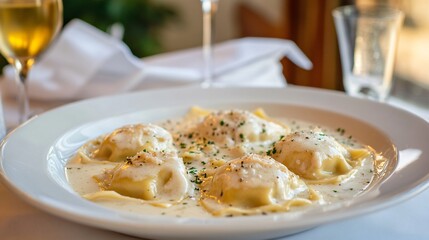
[[333, 5, 404, 20]]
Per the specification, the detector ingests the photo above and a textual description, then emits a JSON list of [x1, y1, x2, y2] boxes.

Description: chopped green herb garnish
[[239, 133, 244, 141], [188, 167, 198, 175]]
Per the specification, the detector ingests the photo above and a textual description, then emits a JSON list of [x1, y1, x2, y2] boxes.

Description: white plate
[[1, 86, 429, 240]]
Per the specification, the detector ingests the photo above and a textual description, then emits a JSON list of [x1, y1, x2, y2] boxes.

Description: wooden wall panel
[[238, 0, 348, 90]]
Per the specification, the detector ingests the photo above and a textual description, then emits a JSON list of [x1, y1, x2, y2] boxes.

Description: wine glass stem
[[12, 59, 32, 124], [201, 0, 218, 88]]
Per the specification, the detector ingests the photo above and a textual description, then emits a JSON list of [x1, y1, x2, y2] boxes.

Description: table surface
[[1, 92, 428, 240]]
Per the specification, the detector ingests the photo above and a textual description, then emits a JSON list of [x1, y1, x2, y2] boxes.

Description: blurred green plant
[[0, 0, 178, 73], [63, 0, 178, 57]]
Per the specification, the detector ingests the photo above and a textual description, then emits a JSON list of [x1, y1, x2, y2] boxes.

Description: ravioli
[[193, 109, 288, 145], [178, 109, 289, 161], [199, 154, 317, 216], [271, 130, 370, 183], [89, 151, 190, 206], [79, 124, 176, 163]]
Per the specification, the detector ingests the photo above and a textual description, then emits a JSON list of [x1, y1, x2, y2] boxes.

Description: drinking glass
[[0, 0, 63, 123], [333, 5, 404, 102], [200, 0, 218, 88]]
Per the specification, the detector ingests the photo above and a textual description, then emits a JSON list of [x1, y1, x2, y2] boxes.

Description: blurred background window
[[382, 0, 429, 107]]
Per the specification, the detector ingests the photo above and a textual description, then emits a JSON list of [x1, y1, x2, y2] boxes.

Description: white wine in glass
[[0, 0, 62, 124], [200, 0, 218, 88]]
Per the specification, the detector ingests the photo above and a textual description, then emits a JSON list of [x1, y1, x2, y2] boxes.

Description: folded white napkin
[[3, 19, 312, 101]]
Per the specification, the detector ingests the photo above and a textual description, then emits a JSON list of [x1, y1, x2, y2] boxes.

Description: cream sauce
[[66, 112, 376, 218]]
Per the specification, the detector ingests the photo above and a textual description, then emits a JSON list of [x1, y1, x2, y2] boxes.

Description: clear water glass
[[333, 5, 404, 102]]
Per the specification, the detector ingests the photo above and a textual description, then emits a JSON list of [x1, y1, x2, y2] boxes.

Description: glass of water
[[333, 5, 404, 102]]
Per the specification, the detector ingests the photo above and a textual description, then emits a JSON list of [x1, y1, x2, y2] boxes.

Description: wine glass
[[200, 0, 218, 88], [0, 0, 63, 124]]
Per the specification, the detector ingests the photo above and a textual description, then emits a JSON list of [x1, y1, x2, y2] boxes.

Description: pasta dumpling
[[271, 130, 370, 183], [91, 151, 190, 205], [91, 124, 176, 162], [200, 154, 316, 216], [199, 110, 287, 145], [176, 109, 290, 162], [190, 109, 288, 146]]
